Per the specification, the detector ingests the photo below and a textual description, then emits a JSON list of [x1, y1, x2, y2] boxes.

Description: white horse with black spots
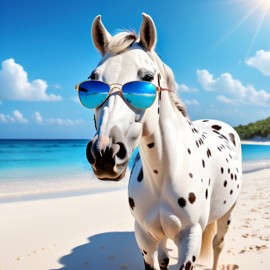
[[76, 13, 242, 270]]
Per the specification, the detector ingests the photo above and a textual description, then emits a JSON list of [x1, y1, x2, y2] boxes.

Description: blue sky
[[1, 0, 270, 139]]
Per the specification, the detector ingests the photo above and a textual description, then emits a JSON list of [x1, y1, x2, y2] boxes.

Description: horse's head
[[78, 13, 178, 181]]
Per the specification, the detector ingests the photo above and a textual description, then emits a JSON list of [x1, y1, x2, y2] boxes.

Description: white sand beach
[[0, 168, 270, 270]]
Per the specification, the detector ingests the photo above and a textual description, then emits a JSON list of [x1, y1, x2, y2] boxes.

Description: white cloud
[[197, 69, 270, 106], [177, 83, 198, 93], [197, 69, 215, 91], [32, 111, 85, 126], [32, 112, 43, 124], [246, 50, 270, 76], [216, 95, 237, 105], [184, 99, 199, 105], [0, 110, 28, 124], [46, 118, 85, 126], [0, 59, 62, 101]]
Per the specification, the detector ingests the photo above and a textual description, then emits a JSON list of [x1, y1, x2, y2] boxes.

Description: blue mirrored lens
[[78, 81, 110, 108], [122, 81, 156, 109]]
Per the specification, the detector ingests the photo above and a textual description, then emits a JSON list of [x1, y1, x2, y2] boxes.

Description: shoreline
[[241, 140, 270, 145], [0, 171, 130, 203], [1, 160, 270, 203], [242, 159, 270, 174]]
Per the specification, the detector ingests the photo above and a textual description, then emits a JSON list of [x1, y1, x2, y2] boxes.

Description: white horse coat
[[83, 13, 242, 270]]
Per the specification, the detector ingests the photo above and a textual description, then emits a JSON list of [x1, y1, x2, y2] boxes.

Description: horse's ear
[[139, 13, 157, 51], [91, 15, 112, 56]]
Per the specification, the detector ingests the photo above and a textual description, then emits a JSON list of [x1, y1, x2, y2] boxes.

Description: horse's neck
[[139, 93, 193, 190]]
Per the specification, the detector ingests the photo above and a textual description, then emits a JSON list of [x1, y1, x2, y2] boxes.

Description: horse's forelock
[[106, 31, 138, 55]]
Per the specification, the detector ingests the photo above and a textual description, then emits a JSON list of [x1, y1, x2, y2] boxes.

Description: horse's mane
[[106, 31, 188, 117]]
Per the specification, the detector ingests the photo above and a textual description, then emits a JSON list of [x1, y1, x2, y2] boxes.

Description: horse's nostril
[[86, 141, 95, 164], [116, 142, 127, 159]]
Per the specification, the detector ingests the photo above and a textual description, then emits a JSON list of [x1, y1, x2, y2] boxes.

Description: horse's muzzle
[[86, 138, 128, 181]]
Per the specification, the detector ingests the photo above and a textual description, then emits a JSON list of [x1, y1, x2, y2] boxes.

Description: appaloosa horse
[[76, 13, 242, 270]]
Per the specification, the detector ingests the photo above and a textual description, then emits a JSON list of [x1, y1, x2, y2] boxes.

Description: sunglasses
[[75, 77, 173, 109]]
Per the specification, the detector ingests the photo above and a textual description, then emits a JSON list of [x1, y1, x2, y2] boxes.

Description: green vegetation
[[234, 117, 270, 140]]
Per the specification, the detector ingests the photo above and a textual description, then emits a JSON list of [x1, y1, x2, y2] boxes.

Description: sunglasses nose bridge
[[109, 83, 123, 94]]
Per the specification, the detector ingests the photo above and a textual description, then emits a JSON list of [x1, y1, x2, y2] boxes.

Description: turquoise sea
[[0, 140, 270, 200]]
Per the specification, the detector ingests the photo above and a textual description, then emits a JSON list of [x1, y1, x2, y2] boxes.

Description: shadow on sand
[[55, 231, 144, 270]]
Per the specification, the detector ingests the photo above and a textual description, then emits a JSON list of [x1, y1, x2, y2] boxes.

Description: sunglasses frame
[[75, 74, 174, 109]]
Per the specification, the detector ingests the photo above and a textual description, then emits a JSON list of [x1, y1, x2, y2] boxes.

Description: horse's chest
[[131, 195, 183, 239], [128, 180, 206, 239]]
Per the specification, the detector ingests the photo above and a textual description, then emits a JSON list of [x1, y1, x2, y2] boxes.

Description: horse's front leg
[[135, 222, 161, 270], [174, 224, 202, 270]]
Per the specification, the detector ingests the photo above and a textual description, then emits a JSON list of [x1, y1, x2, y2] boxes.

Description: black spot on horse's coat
[[221, 167, 224, 174], [221, 134, 228, 141], [217, 146, 222, 152], [205, 189, 208, 199], [147, 142, 155, 148], [186, 119, 192, 126], [209, 178, 211, 186], [212, 125, 222, 131], [227, 220, 231, 226], [206, 148, 211, 158], [153, 170, 158, 174], [224, 180, 227, 187], [228, 168, 231, 173], [230, 173, 233, 180], [178, 197, 186, 208], [137, 168, 143, 182], [129, 197, 135, 210], [143, 250, 148, 255], [202, 159, 205, 168], [189, 173, 193, 178], [192, 256, 196, 262], [196, 141, 199, 148], [224, 200, 227, 204], [202, 120, 209, 122], [188, 192, 196, 204], [235, 174, 237, 180], [188, 148, 191, 154], [229, 133, 236, 146], [230, 190, 233, 195]]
